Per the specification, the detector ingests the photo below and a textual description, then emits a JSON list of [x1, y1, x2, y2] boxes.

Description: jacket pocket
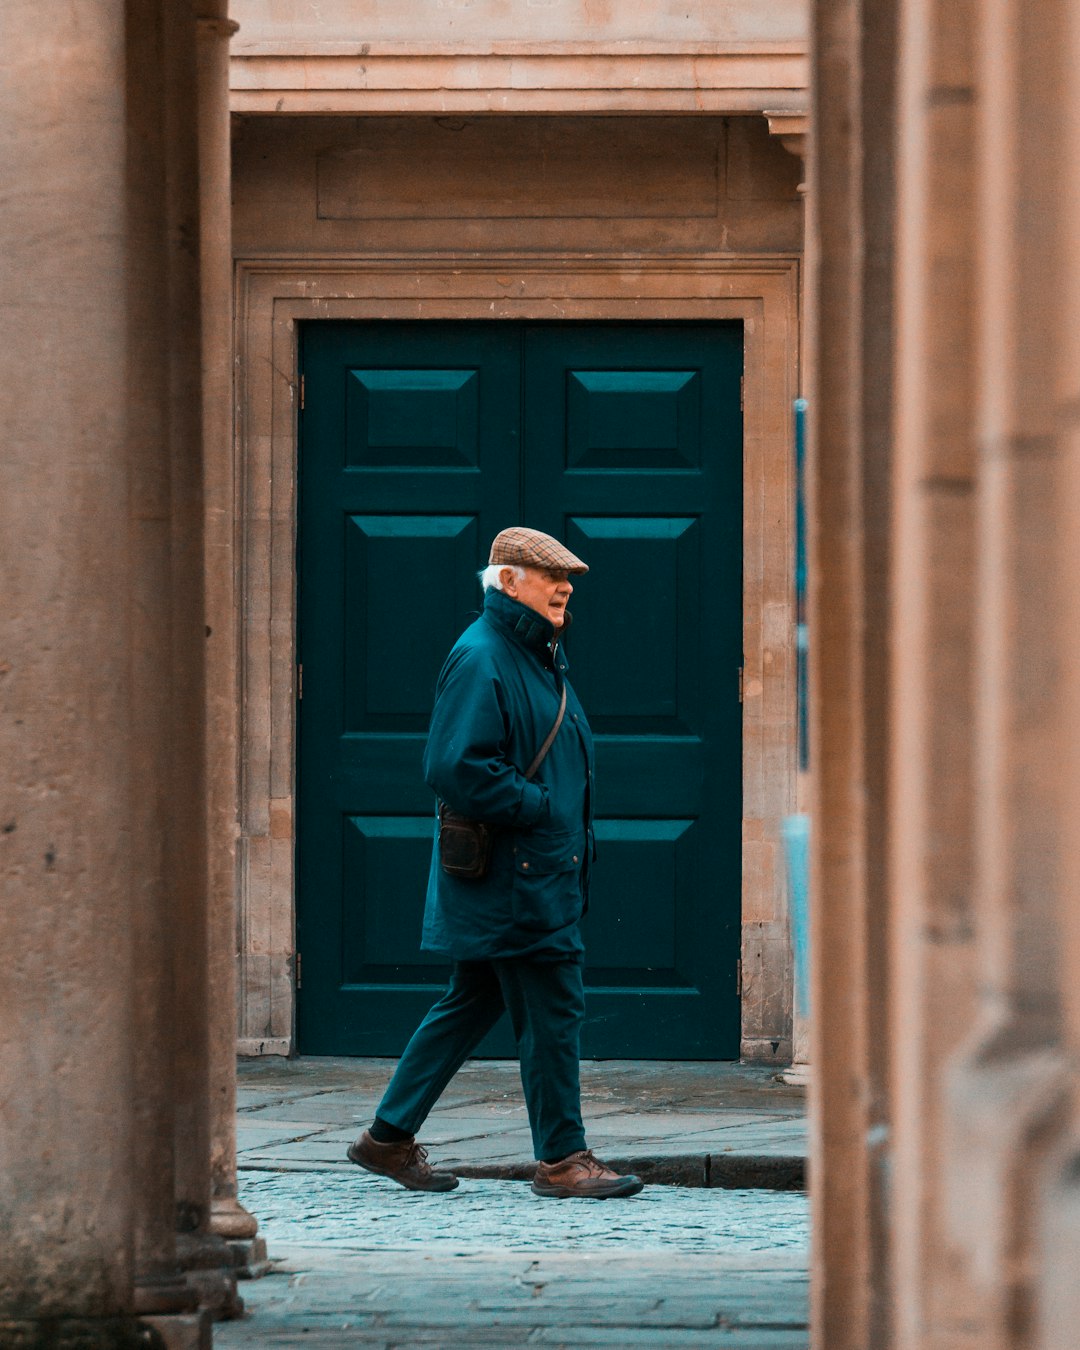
[[510, 829, 586, 932]]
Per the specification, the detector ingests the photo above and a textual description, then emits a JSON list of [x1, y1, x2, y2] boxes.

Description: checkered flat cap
[[489, 527, 589, 574]]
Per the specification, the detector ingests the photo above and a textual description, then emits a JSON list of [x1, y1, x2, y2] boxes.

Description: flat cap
[[489, 526, 589, 574]]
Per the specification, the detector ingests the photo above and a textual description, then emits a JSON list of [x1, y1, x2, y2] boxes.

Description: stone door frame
[[231, 254, 800, 1059]]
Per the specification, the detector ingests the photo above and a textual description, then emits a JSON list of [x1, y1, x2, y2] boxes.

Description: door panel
[[298, 325, 520, 1054], [345, 369, 481, 469], [342, 816, 445, 980], [524, 325, 743, 1057], [564, 516, 700, 727], [566, 369, 701, 469], [343, 514, 479, 727], [297, 321, 742, 1058]]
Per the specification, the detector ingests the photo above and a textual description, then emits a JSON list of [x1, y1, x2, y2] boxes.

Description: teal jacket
[[421, 588, 594, 960]]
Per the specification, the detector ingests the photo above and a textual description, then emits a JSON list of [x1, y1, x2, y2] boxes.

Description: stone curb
[[451, 1153, 806, 1191]]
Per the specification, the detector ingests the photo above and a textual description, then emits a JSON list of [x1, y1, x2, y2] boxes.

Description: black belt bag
[[438, 681, 568, 881]]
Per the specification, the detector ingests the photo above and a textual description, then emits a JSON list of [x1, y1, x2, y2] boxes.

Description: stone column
[[942, 1, 1070, 1345], [887, 0, 985, 1344], [159, 0, 241, 1317], [764, 117, 811, 1091], [1038, 5, 1080, 1342], [196, 2, 264, 1263], [0, 3, 140, 1333], [808, 0, 898, 1345], [0, 1, 198, 1343], [125, 0, 202, 1325]]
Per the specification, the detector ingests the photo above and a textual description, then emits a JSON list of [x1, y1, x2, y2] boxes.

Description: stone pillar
[[0, 0, 142, 1327], [125, 0, 201, 1324], [159, 0, 241, 1317], [887, 0, 985, 1344], [196, 2, 264, 1264], [0, 0, 205, 1343], [1037, 5, 1080, 1342], [764, 117, 811, 1091], [809, 0, 1080, 1342], [941, 1, 1070, 1344], [808, 0, 898, 1345]]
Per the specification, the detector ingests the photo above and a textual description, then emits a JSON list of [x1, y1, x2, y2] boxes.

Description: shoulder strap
[[524, 680, 567, 781]]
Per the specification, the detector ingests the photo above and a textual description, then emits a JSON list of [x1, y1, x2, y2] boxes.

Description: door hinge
[[297, 663, 303, 701], [738, 666, 744, 703], [299, 373, 305, 410], [736, 958, 743, 997], [295, 951, 302, 989]]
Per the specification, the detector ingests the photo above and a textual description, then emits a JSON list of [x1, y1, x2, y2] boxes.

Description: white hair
[[478, 563, 525, 592]]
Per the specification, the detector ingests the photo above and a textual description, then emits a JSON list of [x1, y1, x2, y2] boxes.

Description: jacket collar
[[482, 588, 570, 671]]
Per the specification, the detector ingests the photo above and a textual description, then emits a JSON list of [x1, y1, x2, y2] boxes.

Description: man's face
[[502, 566, 574, 630]]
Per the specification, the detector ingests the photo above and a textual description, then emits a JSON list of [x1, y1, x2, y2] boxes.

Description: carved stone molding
[[764, 110, 808, 162], [230, 41, 809, 115]]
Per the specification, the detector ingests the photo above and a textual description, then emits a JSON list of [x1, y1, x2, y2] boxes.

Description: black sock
[[370, 1116, 412, 1144]]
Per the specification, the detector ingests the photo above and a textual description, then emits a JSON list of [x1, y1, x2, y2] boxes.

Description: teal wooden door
[[297, 321, 743, 1058]]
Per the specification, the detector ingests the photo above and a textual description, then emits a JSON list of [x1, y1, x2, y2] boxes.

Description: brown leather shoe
[[531, 1149, 644, 1199], [346, 1129, 459, 1192]]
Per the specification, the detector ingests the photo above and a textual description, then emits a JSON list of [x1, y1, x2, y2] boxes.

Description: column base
[[945, 1029, 1066, 1290], [229, 1235, 270, 1280], [134, 1273, 200, 1317], [176, 1232, 244, 1320], [208, 1195, 257, 1241], [208, 1195, 268, 1277], [0, 1318, 164, 1349], [780, 1061, 812, 1087], [183, 1269, 242, 1322], [141, 1311, 212, 1350]]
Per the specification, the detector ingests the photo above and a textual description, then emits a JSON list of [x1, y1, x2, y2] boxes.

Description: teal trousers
[[376, 958, 587, 1162]]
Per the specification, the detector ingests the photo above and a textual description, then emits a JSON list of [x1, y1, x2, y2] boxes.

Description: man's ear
[[500, 567, 519, 595]]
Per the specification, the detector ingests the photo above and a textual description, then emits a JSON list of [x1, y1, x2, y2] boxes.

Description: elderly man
[[347, 527, 643, 1200]]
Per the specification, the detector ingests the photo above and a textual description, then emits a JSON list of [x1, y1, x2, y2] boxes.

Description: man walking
[[347, 527, 643, 1199]]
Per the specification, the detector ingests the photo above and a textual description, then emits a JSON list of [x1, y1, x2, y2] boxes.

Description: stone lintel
[[230, 42, 809, 115]]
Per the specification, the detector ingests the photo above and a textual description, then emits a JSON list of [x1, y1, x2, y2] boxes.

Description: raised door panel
[[564, 516, 701, 731], [343, 514, 478, 729], [567, 369, 701, 470], [345, 369, 480, 470]]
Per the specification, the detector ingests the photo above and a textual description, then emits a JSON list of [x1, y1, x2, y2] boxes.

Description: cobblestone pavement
[[217, 1059, 810, 1347], [236, 1171, 809, 1256]]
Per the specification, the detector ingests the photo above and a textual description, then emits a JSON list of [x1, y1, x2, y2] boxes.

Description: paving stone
[[313, 1119, 527, 1145], [400, 1120, 536, 1147], [583, 1111, 773, 1137], [243, 1093, 375, 1124], [426, 1103, 533, 1120], [531, 1331, 808, 1347], [236, 1124, 332, 1150], [238, 1159, 358, 1175]]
